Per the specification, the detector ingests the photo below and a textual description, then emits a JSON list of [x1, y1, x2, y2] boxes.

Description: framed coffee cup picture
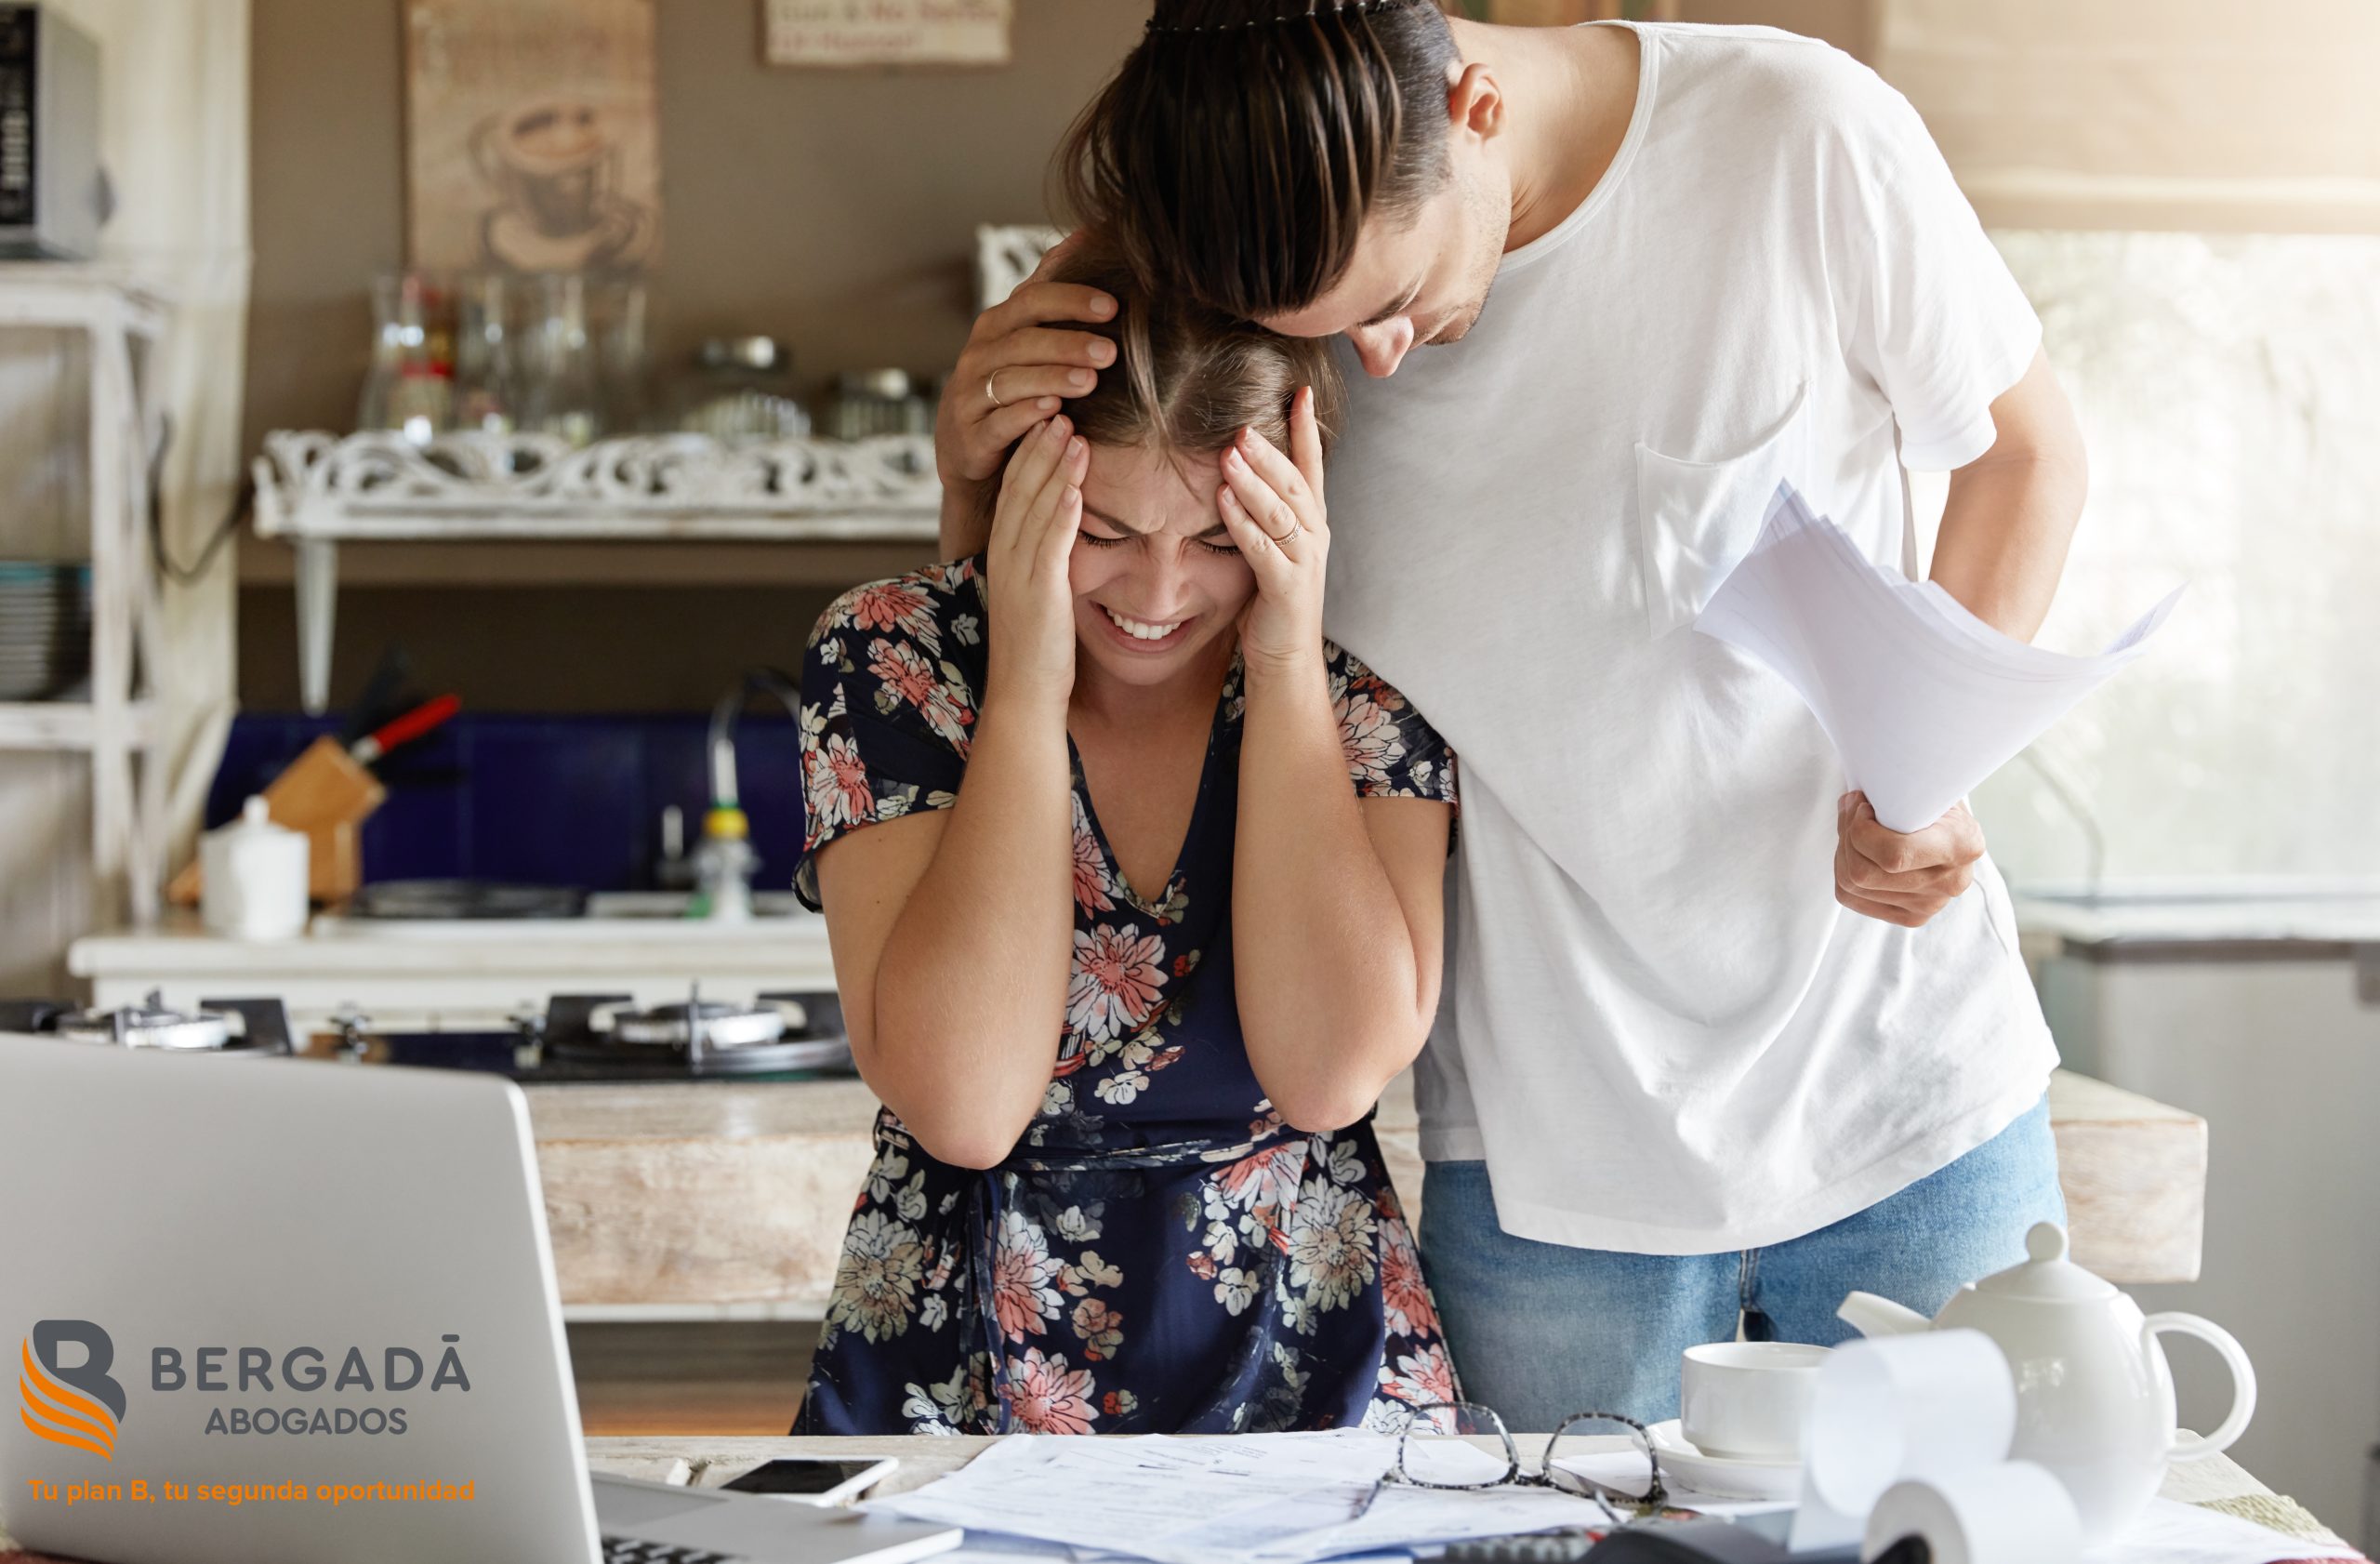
[[403, 0, 661, 272]]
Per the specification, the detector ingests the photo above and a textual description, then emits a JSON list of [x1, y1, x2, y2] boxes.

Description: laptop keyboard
[[601, 1538, 737, 1564]]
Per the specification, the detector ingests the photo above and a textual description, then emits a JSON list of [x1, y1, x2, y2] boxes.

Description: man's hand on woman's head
[[937, 233, 1119, 499], [1834, 792, 1986, 928], [1214, 386, 1332, 675]]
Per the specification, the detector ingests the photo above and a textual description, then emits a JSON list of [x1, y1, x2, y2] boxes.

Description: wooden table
[[4, 1436, 2357, 1560], [533, 1067, 2210, 1314]]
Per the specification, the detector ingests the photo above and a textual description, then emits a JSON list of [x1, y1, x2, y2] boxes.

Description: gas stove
[[324, 987, 853, 1081], [1, 987, 852, 1083], [0, 992, 296, 1057]]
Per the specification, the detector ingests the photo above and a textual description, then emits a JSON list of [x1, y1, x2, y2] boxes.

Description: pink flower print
[[1335, 687, 1408, 791], [1002, 1347, 1098, 1435], [1215, 1144, 1304, 1218], [1070, 1298, 1124, 1361], [867, 639, 973, 752], [843, 579, 941, 655], [1378, 1343, 1459, 1409], [990, 1208, 1064, 1343], [1380, 1218, 1440, 1339], [1066, 924, 1166, 1044], [1286, 1178, 1377, 1312], [802, 732, 871, 844], [1070, 797, 1115, 914]]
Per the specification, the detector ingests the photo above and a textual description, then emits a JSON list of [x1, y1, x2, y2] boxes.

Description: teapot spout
[[1837, 1290, 1931, 1338]]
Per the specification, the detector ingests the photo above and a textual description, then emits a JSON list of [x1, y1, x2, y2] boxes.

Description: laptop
[[0, 1035, 961, 1564]]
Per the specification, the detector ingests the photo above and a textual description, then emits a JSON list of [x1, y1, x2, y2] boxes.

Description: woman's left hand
[[1215, 385, 1330, 673]]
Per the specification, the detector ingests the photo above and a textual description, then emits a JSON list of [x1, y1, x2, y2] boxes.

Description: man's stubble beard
[[1424, 169, 1514, 348]]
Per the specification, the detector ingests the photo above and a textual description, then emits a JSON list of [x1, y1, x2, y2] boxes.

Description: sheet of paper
[[1553, 1450, 1794, 1522], [863, 1431, 1397, 1564], [865, 1430, 1608, 1564], [1694, 482, 2180, 833], [2084, 1498, 2353, 1564]]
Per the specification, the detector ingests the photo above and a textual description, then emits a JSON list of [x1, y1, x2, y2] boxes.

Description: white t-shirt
[[1321, 22, 2058, 1255]]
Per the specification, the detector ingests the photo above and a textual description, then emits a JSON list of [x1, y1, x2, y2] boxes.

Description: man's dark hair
[[1058, 0, 1461, 321]]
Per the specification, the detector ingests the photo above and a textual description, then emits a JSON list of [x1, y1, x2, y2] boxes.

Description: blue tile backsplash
[[206, 714, 807, 893]]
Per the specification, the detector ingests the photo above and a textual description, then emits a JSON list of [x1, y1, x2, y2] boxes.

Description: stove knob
[[330, 1008, 373, 1060]]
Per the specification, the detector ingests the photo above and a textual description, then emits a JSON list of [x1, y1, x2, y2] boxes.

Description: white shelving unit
[[0, 267, 170, 927], [251, 428, 942, 713]]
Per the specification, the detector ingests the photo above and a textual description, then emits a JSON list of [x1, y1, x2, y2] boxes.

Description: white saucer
[[1646, 1419, 1804, 1502]]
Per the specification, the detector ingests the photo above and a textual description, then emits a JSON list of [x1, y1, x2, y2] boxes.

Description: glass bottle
[[357, 272, 451, 444], [450, 273, 518, 436], [521, 272, 602, 448], [595, 276, 653, 435]]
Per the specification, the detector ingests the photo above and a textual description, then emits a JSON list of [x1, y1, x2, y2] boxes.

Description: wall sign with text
[[764, 0, 1012, 68]]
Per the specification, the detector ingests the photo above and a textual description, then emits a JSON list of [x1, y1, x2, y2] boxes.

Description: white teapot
[[1838, 1222, 2254, 1545]]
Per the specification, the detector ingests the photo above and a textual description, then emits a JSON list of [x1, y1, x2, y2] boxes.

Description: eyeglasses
[[1357, 1400, 1669, 1529]]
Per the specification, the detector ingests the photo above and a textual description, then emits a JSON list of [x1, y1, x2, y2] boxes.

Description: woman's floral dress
[[790, 557, 1461, 1436]]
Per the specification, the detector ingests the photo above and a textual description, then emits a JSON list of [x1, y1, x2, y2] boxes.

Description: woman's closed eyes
[[1078, 527, 1241, 557]]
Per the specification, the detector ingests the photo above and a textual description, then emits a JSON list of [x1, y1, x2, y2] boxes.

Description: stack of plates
[[0, 562, 92, 701]]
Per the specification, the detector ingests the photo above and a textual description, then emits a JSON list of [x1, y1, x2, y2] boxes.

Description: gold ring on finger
[[986, 371, 1007, 409], [1269, 518, 1304, 544]]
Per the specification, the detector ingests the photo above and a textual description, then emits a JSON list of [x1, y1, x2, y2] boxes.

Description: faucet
[[693, 669, 802, 921]]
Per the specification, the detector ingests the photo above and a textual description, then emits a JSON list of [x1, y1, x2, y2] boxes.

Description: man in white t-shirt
[[933, 1, 2087, 1427]]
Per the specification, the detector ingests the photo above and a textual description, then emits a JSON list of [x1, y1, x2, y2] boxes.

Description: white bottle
[[200, 796, 311, 940]]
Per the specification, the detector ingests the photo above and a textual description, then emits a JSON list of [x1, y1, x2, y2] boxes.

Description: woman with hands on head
[[790, 239, 1461, 1436]]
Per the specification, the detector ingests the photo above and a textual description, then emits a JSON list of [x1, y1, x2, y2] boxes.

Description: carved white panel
[[253, 430, 943, 541]]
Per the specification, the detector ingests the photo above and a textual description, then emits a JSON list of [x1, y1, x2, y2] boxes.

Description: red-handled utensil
[[349, 693, 460, 765]]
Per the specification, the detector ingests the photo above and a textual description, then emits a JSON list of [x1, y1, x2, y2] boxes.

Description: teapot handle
[[2144, 1311, 2256, 1461]]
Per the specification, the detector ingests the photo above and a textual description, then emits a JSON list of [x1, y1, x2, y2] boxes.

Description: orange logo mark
[[20, 1336, 118, 1461]]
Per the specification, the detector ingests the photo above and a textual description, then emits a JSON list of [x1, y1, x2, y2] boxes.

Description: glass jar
[[673, 337, 809, 441], [519, 272, 602, 447], [450, 273, 518, 436], [357, 272, 452, 444], [821, 368, 932, 442], [593, 274, 653, 435]]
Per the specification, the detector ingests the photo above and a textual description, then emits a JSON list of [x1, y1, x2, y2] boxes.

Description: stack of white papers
[[866, 1431, 2343, 1564], [864, 1432, 1599, 1564], [1694, 483, 2180, 833]]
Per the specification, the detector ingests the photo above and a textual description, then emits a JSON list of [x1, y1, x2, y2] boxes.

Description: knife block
[[169, 736, 386, 906]]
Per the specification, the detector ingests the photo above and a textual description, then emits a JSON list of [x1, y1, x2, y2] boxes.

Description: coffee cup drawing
[[469, 99, 650, 271]]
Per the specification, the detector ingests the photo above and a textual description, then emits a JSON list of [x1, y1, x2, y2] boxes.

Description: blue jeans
[[1417, 1098, 2064, 1431]]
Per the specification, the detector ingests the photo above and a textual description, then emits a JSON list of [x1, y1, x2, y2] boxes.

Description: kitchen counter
[[2016, 879, 2380, 950], [69, 908, 838, 1023], [65, 915, 2213, 1309], [532, 1067, 2207, 1317]]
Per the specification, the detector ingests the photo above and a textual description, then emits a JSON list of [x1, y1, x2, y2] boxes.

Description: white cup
[[1679, 1341, 1831, 1463]]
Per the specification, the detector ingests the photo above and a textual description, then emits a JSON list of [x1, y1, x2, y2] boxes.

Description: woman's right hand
[[935, 235, 1117, 516], [985, 415, 1088, 709]]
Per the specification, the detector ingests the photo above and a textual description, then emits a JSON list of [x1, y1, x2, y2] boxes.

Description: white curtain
[[54, 0, 251, 864]]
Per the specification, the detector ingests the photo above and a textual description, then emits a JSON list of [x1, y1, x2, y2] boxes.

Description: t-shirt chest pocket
[[1631, 378, 1811, 638]]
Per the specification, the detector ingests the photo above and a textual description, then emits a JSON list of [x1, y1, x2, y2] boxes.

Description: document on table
[[2083, 1498, 2355, 1564], [1694, 482, 2180, 833], [863, 1431, 1604, 1564]]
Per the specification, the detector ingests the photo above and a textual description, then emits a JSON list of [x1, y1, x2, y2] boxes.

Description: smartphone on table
[[719, 1455, 898, 1505]]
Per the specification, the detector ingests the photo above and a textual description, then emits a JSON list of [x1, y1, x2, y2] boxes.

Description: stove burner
[[0, 992, 295, 1057], [602, 998, 787, 1051], [539, 988, 848, 1077]]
